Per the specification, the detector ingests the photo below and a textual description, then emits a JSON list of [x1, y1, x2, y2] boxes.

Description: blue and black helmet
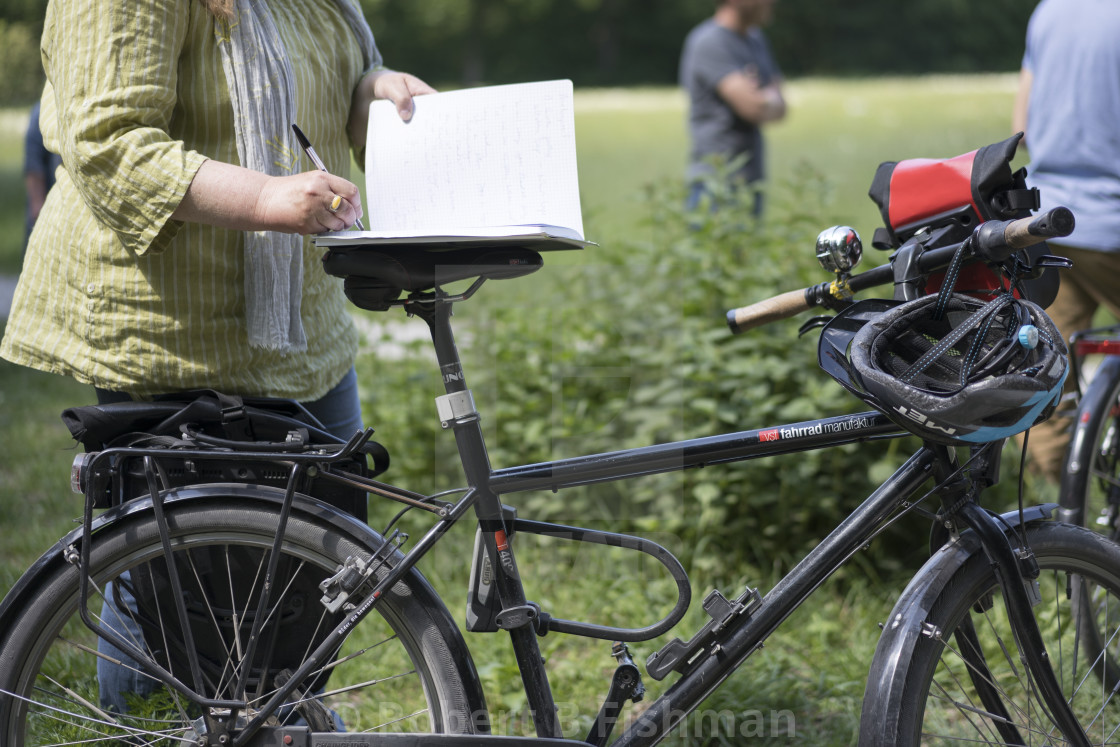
[[819, 292, 1067, 445]]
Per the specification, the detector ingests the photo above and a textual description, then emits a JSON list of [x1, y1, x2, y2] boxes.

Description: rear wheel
[[1059, 359, 1120, 692], [0, 491, 484, 745]]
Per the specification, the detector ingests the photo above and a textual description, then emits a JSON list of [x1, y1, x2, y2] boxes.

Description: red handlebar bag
[[868, 133, 1038, 248], [868, 133, 1059, 308]]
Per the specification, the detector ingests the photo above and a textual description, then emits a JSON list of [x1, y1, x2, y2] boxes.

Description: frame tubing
[[609, 446, 938, 746], [416, 295, 909, 742], [422, 298, 562, 739], [489, 413, 901, 496]]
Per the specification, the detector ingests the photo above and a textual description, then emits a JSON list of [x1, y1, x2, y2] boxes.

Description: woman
[[1, 0, 434, 437], [2, 0, 435, 714]]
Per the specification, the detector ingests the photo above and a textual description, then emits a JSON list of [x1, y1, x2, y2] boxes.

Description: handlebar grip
[[976, 206, 1075, 261], [1003, 206, 1075, 249], [726, 289, 811, 334]]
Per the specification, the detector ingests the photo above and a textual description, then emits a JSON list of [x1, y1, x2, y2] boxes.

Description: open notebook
[[315, 80, 590, 251]]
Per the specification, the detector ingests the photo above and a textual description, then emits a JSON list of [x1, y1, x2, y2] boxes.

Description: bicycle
[[1, 180, 1118, 746], [1058, 324, 1120, 540]]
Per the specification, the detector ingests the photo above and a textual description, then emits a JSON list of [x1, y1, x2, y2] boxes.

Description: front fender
[[859, 503, 1057, 745]]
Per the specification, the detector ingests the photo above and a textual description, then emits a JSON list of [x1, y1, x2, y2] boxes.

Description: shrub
[[0, 21, 43, 107]]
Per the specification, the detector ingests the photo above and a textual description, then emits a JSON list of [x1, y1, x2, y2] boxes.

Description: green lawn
[[0, 75, 1023, 744], [573, 73, 1021, 250]]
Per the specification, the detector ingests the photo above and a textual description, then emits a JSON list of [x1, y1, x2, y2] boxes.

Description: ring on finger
[[328, 194, 342, 213]]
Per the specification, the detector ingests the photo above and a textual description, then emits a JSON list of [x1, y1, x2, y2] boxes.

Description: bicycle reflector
[[818, 293, 1068, 444], [1076, 339, 1120, 357], [70, 452, 98, 494]]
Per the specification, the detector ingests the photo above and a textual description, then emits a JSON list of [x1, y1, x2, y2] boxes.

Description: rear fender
[[0, 484, 488, 725]]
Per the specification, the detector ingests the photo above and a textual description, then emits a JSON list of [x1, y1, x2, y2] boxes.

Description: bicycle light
[[70, 452, 97, 494], [816, 226, 863, 275]]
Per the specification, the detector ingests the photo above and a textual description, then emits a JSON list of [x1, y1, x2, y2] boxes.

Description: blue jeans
[[686, 179, 763, 218], [94, 369, 363, 714], [97, 582, 156, 712], [300, 367, 365, 440]]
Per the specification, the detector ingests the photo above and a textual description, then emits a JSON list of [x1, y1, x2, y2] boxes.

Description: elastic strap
[[932, 238, 970, 320], [958, 295, 1017, 387], [900, 294, 1014, 385]]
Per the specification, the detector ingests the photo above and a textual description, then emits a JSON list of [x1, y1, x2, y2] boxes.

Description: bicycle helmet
[[819, 292, 1067, 445]]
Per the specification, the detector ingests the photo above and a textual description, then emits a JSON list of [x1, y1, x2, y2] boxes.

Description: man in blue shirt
[[1012, 0, 1120, 479], [679, 0, 786, 216]]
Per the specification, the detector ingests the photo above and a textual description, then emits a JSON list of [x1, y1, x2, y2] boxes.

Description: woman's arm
[[171, 161, 363, 235]]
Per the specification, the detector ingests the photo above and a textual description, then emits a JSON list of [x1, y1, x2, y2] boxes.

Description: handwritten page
[[316, 80, 585, 248]]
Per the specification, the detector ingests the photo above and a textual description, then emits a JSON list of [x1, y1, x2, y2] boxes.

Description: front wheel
[[861, 521, 1120, 745], [0, 487, 486, 745]]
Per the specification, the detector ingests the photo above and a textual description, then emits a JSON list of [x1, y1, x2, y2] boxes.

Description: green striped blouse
[[1, 0, 368, 401]]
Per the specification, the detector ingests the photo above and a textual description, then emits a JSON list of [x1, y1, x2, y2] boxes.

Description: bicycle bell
[[815, 226, 863, 275]]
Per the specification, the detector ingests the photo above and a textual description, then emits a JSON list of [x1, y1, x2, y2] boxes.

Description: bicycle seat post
[[412, 291, 563, 739]]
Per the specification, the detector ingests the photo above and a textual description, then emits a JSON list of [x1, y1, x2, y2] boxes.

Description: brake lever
[[1031, 254, 1074, 269], [1008, 253, 1073, 281], [798, 316, 834, 337]]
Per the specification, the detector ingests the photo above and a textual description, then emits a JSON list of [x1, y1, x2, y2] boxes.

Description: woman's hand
[[254, 170, 364, 234], [348, 69, 438, 152], [172, 160, 364, 235]]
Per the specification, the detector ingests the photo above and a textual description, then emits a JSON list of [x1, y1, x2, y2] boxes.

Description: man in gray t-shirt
[[679, 0, 785, 214]]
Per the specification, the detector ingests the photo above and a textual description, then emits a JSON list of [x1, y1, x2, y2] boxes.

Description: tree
[[0, 0, 1037, 106]]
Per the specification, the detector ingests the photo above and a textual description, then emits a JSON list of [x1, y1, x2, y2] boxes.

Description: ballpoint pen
[[291, 123, 365, 230]]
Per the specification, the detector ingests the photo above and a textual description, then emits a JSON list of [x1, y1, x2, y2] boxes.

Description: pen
[[291, 123, 365, 230]]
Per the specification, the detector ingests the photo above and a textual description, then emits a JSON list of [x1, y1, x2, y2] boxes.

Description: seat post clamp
[[436, 390, 479, 429]]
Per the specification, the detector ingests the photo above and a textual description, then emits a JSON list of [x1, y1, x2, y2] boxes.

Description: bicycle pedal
[[466, 505, 517, 633]]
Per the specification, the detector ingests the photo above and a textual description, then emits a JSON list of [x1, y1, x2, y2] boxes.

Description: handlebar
[[978, 206, 1074, 257], [726, 207, 1074, 334]]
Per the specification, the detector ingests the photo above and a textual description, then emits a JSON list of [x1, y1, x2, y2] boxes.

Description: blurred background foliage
[[0, 0, 1035, 105]]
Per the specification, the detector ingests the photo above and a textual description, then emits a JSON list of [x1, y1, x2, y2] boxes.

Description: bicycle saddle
[[321, 245, 544, 311]]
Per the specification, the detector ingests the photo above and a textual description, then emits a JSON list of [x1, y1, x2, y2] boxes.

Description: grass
[[0, 74, 1023, 744]]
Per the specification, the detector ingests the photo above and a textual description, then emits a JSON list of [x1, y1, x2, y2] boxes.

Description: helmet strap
[[900, 294, 1016, 389]]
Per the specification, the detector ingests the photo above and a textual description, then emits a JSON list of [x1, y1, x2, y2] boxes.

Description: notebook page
[[364, 80, 584, 239]]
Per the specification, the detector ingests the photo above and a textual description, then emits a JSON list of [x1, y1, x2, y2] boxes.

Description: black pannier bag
[[867, 133, 1060, 308], [63, 390, 390, 703], [62, 389, 388, 520]]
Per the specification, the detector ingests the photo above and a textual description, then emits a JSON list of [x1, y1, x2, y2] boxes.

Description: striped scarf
[[216, 0, 380, 352]]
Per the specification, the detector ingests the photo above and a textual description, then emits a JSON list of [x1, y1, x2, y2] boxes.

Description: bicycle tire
[[860, 520, 1120, 745], [0, 486, 486, 745], [1059, 354, 1120, 540]]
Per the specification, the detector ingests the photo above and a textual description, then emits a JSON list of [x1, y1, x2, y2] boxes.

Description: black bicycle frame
[[409, 294, 928, 743], [413, 293, 1086, 746], [195, 289, 1077, 745]]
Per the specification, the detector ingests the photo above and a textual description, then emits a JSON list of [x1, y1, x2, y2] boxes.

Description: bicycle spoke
[[2, 685, 195, 746], [936, 633, 1036, 734], [361, 708, 432, 733]]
